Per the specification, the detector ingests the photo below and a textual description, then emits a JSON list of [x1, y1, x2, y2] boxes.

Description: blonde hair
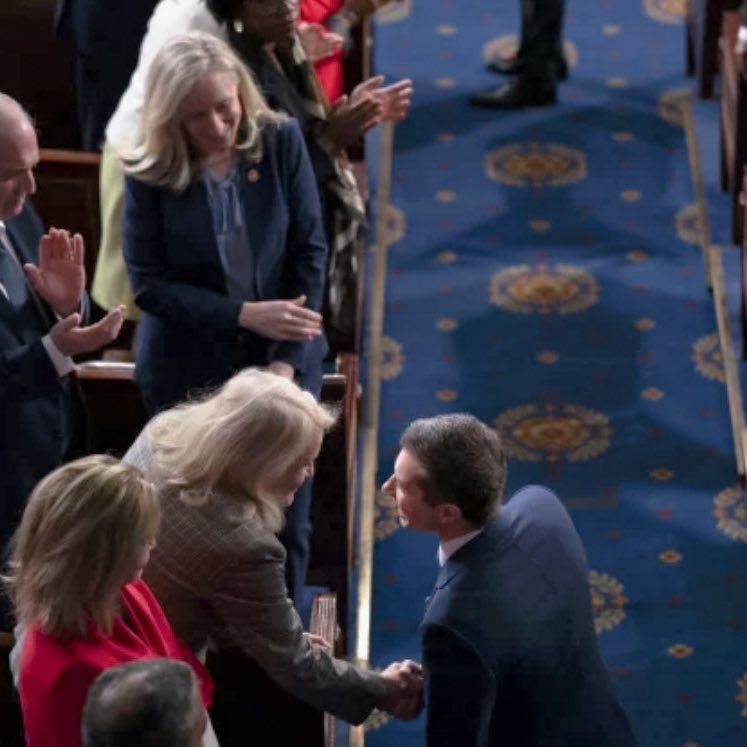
[[5, 455, 160, 638], [120, 30, 283, 191], [148, 368, 337, 534]]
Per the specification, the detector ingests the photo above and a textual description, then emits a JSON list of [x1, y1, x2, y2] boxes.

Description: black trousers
[[206, 646, 325, 747], [517, 0, 566, 80]]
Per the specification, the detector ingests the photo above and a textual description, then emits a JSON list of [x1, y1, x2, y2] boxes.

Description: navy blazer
[[123, 119, 328, 412], [0, 204, 86, 612], [421, 486, 637, 747]]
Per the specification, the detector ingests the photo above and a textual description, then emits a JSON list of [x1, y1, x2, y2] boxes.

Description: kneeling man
[[383, 413, 637, 747]]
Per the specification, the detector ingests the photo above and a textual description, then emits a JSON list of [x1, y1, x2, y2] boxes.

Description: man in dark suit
[[382, 413, 638, 747], [0, 93, 124, 623], [54, 0, 158, 150], [471, 0, 566, 109]]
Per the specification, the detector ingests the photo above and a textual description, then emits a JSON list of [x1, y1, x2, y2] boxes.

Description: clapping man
[[0, 92, 124, 623], [383, 414, 638, 746]]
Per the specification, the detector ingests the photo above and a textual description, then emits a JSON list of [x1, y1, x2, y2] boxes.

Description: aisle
[[359, 1, 747, 745]]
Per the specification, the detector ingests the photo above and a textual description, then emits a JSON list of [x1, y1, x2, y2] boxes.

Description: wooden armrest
[[75, 361, 135, 381], [310, 592, 338, 747]]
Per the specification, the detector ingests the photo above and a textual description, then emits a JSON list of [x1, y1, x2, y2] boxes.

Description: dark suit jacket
[[0, 204, 86, 603], [421, 486, 638, 747], [54, 0, 158, 149], [123, 119, 328, 413]]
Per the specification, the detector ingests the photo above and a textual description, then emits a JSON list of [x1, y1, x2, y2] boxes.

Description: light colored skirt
[[91, 147, 140, 321]]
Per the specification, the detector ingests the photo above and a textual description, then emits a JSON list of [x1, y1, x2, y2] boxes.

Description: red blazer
[[300, 0, 345, 102], [19, 579, 213, 747]]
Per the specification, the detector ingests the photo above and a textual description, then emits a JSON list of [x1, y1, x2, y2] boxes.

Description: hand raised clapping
[[351, 75, 413, 123], [24, 228, 86, 317]]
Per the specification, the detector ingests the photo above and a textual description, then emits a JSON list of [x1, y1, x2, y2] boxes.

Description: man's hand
[[50, 306, 125, 357], [24, 228, 86, 317], [298, 21, 343, 62], [239, 295, 322, 341], [324, 94, 382, 151], [378, 660, 424, 720], [351, 75, 413, 123]]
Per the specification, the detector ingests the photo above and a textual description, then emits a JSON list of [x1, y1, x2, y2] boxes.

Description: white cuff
[[41, 334, 75, 377]]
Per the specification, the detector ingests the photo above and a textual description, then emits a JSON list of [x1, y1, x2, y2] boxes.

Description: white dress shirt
[[438, 527, 484, 567]]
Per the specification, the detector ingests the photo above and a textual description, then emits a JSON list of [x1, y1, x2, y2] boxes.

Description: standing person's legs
[[474, 0, 565, 108], [277, 335, 326, 603], [517, 0, 565, 80]]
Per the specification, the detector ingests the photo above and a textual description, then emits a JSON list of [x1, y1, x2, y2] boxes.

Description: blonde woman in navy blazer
[[121, 31, 328, 601]]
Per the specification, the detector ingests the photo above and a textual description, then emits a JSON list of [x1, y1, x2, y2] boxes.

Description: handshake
[[377, 659, 424, 720]]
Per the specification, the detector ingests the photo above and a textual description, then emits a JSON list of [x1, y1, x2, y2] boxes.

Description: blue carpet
[[360, 1, 747, 745]]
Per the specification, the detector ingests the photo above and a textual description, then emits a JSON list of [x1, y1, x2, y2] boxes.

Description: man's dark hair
[[400, 413, 507, 525], [82, 659, 199, 747]]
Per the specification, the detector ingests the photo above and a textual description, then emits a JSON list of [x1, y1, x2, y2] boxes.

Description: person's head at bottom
[[382, 413, 507, 540], [6, 454, 160, 638], [82, 658, 206, 747]]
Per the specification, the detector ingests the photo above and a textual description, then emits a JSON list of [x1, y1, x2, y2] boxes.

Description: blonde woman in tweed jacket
[[123, 368, 421, 743]]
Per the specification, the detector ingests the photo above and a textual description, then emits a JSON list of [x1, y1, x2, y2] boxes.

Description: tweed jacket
[[124, 427, 386, 725]]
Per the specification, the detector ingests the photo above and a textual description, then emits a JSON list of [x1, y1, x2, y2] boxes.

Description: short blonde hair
[[148, 368, 338, 533], [120, 30, 283, 191], [5, 455, 160, 638]]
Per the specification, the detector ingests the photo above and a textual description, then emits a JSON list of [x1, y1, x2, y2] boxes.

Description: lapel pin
[[246, 168, 260, 183]]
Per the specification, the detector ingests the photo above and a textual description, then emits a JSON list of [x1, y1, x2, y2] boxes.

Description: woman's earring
[[233, 18, 244, 33]]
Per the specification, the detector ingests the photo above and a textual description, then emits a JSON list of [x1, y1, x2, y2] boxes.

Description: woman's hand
[[324, 94, 382, 151], [298, 21, 344, 62], [239, 295, 322, 341], [351, 75, 413, 123]]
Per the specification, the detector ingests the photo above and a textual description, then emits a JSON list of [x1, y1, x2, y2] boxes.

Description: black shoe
[[485, 56, 569, 82], [469, 79, 557, 109]]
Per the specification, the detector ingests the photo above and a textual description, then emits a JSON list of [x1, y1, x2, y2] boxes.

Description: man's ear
[[437, 503, 463, 525]]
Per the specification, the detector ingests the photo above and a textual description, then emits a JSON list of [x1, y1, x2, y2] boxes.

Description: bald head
[[0, 92, 38, 219]]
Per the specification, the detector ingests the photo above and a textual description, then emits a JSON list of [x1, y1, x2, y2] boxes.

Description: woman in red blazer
[[5, 455, 214, 747]]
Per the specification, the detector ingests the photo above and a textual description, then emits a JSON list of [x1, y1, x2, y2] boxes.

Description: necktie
[[0, 228, 29, 308]]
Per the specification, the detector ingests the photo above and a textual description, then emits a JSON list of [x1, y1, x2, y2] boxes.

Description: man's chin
[[1, 198, 25, 219]]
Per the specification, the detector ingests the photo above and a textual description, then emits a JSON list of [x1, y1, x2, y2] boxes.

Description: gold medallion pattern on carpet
[[375, 490, 400, 541], [692, 333, 725, 383], [380, 336, 405, 381], [589, 571, 628, 633], [489, 264, 599, 315], [494, 403, 612, 462], [713, 484, 747, 543], [675, 203, 701, 245], [486, 143, 587, 187], [644, 0, 686, 24], [375, 0, 412, 22]]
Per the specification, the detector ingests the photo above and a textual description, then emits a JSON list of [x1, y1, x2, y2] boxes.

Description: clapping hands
[[351, 75, 413, 123], [379, 659, 424, 720], [24, 228, 85, 317], [298, 21, 344, 62]]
